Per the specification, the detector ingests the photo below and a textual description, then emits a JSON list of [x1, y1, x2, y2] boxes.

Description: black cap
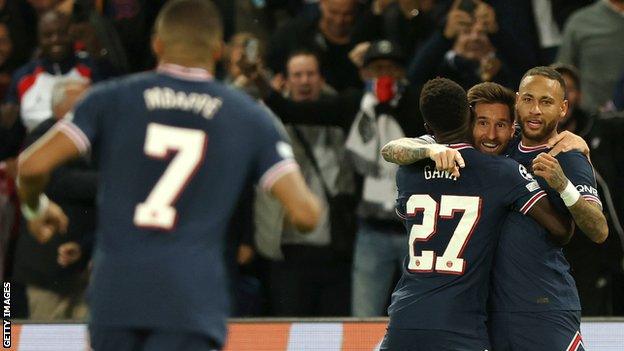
[[362, 40, 405, 67]]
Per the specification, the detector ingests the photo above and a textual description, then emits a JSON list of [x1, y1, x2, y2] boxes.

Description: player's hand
[[532, 153, 568, 193], [429, 145, 466, 178], [57, 241, 82, 267], [27, 201, 68, 244], [547, 131, 590, 157]]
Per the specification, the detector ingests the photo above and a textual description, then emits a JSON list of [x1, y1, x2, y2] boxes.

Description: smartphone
[[458, 0, 476, 14], [244, 39, 259, 64]]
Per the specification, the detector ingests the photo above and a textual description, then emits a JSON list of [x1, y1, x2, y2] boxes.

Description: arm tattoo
[[381, 143, 430, 165], [568, 199, 608, 243]]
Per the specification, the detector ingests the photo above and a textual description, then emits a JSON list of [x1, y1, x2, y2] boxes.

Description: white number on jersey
[[133, 123, 207, 230], [406, 195, 481, 274]]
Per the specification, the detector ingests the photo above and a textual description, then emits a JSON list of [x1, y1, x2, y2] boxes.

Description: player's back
[[65, 65, 293, 344], [388, 144, 544, 337]]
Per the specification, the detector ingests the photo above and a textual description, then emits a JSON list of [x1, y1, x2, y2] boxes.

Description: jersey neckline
[[518, 141, 550, 153], [157, 63, 213, 81]]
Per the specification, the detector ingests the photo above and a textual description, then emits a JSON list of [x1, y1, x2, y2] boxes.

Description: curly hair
[[419, 78, 470, 134]]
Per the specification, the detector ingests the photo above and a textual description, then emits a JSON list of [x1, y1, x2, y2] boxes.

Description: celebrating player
[[379, 78, 571, 350], [16, 1, 321, 350]]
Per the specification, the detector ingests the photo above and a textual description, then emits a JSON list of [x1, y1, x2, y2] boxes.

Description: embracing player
[[382, 70, 607, 350], [16, 1, 321, 350], [379, 78, 571, 350]]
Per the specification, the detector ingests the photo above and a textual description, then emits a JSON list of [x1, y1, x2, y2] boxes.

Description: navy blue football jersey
[[55, 64, 297, 345], [490, 139, 602, 312], [388, 144, 545, 336]]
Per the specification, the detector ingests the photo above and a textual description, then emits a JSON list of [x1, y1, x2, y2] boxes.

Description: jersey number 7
[[134, 123, 207, 230], [406, 195, 482, 275]]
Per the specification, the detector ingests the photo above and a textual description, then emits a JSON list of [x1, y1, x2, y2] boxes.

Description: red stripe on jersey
[[260, 159, 299, 191], [565, 331, 583, 351], [518, 141, 549, 153], [75, 64, 92, 79], [54, 119, 91, 154], [17, 66, 44, 101], [520, 190, 547, 214]]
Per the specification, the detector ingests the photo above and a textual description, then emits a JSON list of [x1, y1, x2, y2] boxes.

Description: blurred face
[[454, 22, 493, 61], [39, 12, 73, 62], [286, 55, 324, 102], [361, 59, 405, 80], [472, 102, 514, 155], [0, 24, 12, 66], [516, 75, 568, 144], [561, 72, 580, 117], [319, 0, 357, 39]]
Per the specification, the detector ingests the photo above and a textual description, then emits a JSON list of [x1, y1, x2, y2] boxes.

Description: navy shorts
[[89, 326, 220, 351], [380, 328, 491, 351], [489, 311, 585, 351]]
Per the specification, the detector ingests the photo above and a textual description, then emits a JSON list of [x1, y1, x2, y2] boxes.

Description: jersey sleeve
[[499, 159, 547, 215], [52, 84, 108, 155], [253, 106, 299, 191], [558, 152, 602, 209]]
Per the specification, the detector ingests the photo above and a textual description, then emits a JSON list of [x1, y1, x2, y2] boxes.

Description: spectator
[[224, 32, 267, 98], [552, 63, 593, 138], [267, 51, 355, 316], [488, 0, 592, 86], [267, 0, 373, 92], [408, 0, 510, 90], [245, 40, 427, 316], [0, 21, 25, 162], [557, 0, 624, 112], [0, 10, 103, 133], [0, 0, 37, 66], [12, 77, 94, 320]]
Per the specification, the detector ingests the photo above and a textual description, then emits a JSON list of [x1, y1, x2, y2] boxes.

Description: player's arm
[[381, 137, 465, 177], [532, 153, 608, 244], [17, 129, 80, 242], [547, 131, 590, 157], [270, 170, 322, 233], [526, 197, 575, 245]]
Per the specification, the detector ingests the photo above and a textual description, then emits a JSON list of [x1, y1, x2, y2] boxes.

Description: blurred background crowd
[[1, 0, 624, 320]]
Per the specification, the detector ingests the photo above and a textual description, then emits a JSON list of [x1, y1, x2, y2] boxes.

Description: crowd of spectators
[[1, 0, 624, 320]]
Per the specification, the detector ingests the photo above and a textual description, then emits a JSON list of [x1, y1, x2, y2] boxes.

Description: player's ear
[[151, 34, 163, 58], [560, 99, 569, 119]]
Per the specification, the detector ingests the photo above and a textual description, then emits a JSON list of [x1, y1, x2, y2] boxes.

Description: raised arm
[[532, 153, 608, 243]]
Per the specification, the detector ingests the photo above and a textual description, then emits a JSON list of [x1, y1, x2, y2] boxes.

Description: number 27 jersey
[[388, 144, 545, 336]]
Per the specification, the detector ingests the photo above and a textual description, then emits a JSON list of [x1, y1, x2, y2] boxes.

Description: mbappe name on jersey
[[423, 164, 457, 181], [143, 87, 222, 119]]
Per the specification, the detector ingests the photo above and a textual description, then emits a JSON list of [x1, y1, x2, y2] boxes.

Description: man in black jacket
[[12, 77, 95, 320]]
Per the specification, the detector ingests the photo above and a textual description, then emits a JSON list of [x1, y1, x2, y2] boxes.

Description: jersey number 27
[[406, 195, 481, 275]]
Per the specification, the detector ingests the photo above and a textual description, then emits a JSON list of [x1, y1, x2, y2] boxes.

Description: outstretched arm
[[533, 153, 608, 243], [381, 138, 465, 177]]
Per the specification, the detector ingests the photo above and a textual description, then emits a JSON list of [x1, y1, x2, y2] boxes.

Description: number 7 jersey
[[54, 64, 298, 346], [388, 144, 545, 337]]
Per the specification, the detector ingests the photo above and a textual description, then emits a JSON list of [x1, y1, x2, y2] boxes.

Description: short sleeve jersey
[[56, 64, 298, 345], [388, 144, 545, 336]]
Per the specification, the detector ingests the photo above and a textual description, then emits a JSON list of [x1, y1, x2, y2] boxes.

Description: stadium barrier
[[4, 318, 624, 350]]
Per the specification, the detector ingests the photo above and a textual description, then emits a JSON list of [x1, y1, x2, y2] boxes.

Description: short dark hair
[[467, 82, 515, 122], [285, 49, 321, 77], [155, 0, 223, 57], [520, 66, 567, 98], [419, 78, 470, 134], [550, 62, 580, 92]]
